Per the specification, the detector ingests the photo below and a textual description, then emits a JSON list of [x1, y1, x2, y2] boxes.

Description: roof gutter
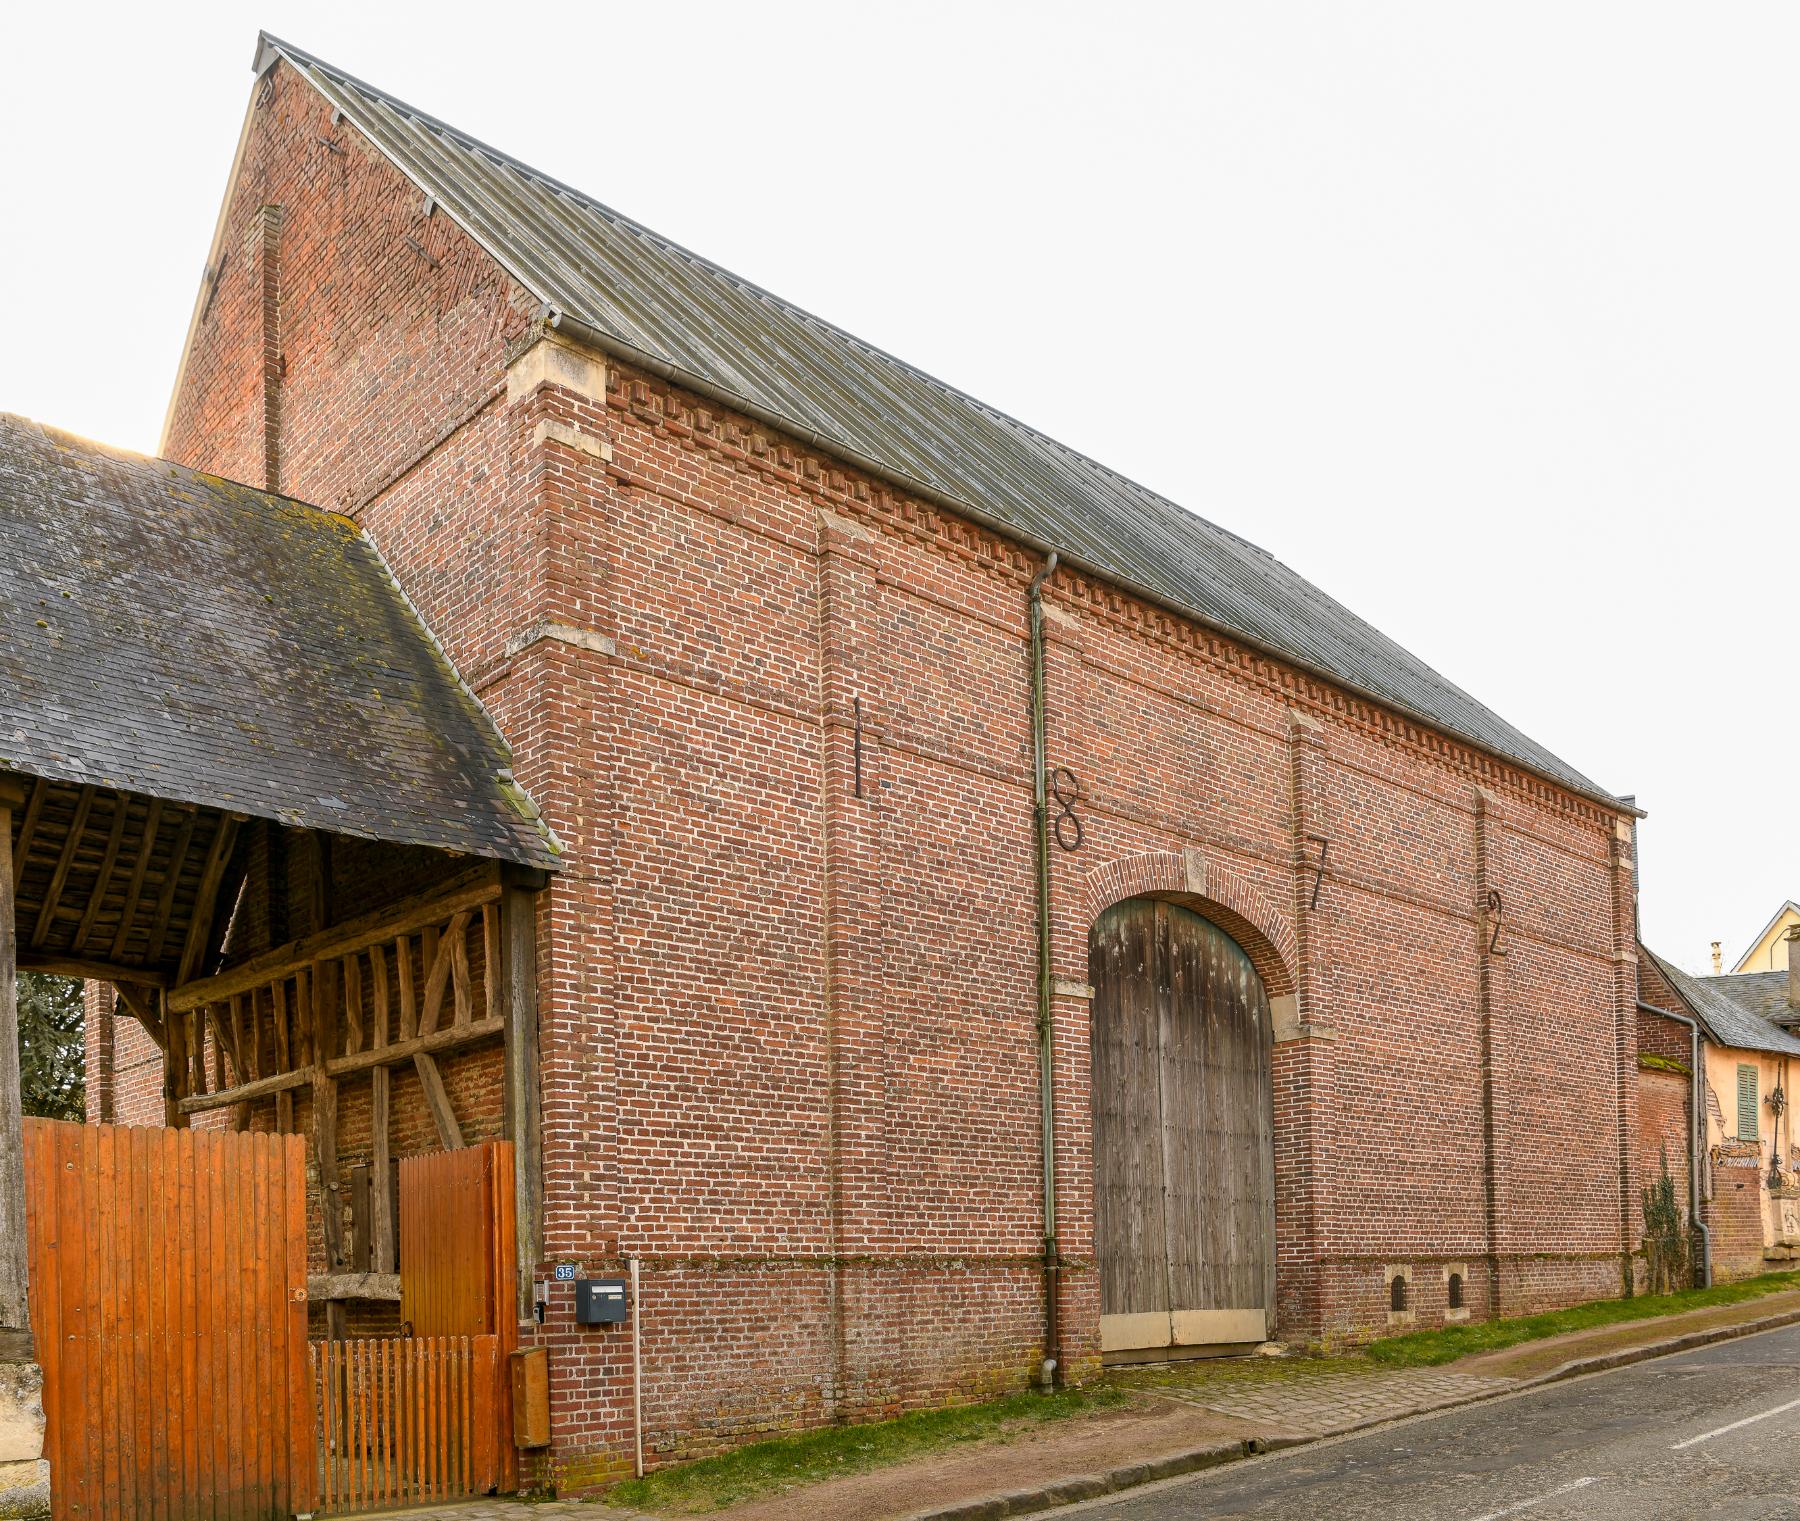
[[540, 306, 1637, 820], [1639, 999, 1712, 1288]]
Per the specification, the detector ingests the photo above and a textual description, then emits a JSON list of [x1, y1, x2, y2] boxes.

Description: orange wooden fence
[[310, 1335, 500, 1513], [23, 1119, 314, 1521]]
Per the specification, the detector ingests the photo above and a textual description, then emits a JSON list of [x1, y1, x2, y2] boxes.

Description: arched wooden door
[[1089, 898, 1274, 1354]]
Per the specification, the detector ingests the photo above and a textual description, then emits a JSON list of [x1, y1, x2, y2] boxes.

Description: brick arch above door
[[1081, 849, 1298, 1000]]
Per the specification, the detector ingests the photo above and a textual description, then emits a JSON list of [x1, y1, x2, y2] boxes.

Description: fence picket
[[304, 1335, 499, 1513]]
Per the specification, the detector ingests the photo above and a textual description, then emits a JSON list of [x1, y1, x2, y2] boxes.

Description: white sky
[[2, 2, 1792, 974]]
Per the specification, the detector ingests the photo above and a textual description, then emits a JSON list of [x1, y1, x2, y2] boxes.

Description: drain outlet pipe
[[1639, 1000, 1711, 1287], [1029, 550, 1062, 1388]]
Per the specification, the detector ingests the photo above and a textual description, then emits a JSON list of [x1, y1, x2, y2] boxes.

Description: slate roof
[[251, 33, 1620, 810], [1644, 947, 1800, 1057], [0, 414, 560, 868]]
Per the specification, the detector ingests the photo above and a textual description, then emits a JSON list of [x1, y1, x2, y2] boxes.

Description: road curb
[[896, 1305, 1800, 1521]]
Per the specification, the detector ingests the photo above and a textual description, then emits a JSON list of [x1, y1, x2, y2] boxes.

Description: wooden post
[[370, 945, 394, 1275], [310, 961, 346, 1271], [500, 879, 543, 1319], [0, 784, 32, 1359]]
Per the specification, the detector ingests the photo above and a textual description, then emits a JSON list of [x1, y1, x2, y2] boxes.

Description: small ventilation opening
[[1390, 1274, 1408, 1313], [1447, 1272, 1464, 1310]]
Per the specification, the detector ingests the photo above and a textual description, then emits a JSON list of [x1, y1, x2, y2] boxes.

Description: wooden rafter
[[30, 785, 95, 949], [10, 779, 45, 895], [20, 952, 169, 988], [167, 866, 498, 1012], [146, 809, 198, 964], [71, 793, 131, 953], [176, 815, 242, 985], [109, 797, 164, 960]]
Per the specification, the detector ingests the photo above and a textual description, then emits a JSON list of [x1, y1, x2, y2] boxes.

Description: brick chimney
[[1712, 940, 1723, 976], [1788, 925, 1800, 1009]]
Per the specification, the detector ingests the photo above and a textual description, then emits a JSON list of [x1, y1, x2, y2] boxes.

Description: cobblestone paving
[[1129, 1366, 1519, 1434]]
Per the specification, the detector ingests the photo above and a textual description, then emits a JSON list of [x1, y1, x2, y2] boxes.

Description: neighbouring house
[[1728, 901, 1800, 973], [73, 30, 1656, 1489], [1638, 933, 1800, 1283]]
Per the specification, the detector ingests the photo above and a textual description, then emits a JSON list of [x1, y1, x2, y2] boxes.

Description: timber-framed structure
[[0, 413, 559, 1368]]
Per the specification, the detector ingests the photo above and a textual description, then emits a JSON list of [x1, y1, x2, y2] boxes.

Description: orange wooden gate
[[23, 1119, 314, 1521], [397, 1140, 518, 1493], [310, 1335, 500, 1512], [399, 1141, 517, 1340]]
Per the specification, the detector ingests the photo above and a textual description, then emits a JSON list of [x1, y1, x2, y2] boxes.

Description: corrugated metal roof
[[1645, 948, 1800, 1057], [257, 33, 1619, 807], [0, 414, 560, 869]]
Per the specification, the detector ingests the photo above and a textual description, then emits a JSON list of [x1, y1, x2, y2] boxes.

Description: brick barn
[[88, 32, 1650, 1487]]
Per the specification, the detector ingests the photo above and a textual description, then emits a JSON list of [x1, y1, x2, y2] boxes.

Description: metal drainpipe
[[1640, 1000, 1712, 1287], [1029, 550, 1061, 1388]]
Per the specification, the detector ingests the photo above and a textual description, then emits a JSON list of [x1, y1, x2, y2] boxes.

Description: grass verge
[[1364, 1269, 1800, 1368], [603, 1385, 1129, 1514]]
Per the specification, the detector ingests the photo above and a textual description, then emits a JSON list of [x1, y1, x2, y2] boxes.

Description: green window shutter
[[1738, 1064, 1760, 1139]]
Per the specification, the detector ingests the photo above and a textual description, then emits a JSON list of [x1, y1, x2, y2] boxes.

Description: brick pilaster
[[1274, 709, 1336, 1341], [814, 506, 891, 1417], [1472, 787, 1510, 1315], [248, 203, 283, 493], [1609, 814, 1642, 1291]]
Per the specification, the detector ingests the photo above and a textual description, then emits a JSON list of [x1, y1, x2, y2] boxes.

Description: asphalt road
[[1039, 1323, 1800, 1520]]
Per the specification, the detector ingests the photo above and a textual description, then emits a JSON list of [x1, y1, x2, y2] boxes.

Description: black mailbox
[[574, 1278, 629, 1325]]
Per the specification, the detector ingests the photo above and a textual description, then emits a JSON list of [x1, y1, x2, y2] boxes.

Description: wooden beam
[[10, 779, 46, 896], [413, 1053, 463, 1151], [71, 792, 131, 955], [166, 865, 501, 1013], [146, 809, 198, 964], [176, 816, 241, 985], [109, 797, 164, 960], [483, 902, 501, 1021], [501, 883, 544, 1312], [112, 980, 163, 1049], [329, 1016, 502, 1076], [176, 1065, 309, 1114], [31, 784, 95, 949], [417, 920, 455, 1037], [451, 923, 473, 1028], [307, 1273, 401, 1304], [180, 1014, 503, 1114], [16, 952, 168, 988], [397, 933, 417, 1040], [0, 799, 30, 1348], [162, 989, 188, 1129], [273, 976, 294, 1133], [342, 951, 364, 1055]]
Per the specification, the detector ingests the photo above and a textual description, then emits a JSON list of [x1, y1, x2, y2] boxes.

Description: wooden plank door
[[24, 1118, 314, 1521], [1089, 899, 1274, 1354]]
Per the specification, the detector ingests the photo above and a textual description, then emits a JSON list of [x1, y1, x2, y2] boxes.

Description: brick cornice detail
[[597, 357, 1619, 832]]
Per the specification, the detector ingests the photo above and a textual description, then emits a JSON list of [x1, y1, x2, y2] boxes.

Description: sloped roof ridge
[[1644, 945, 1800, 1058], [252, 32, 1620, 809], [258, 33, 1273, 553]]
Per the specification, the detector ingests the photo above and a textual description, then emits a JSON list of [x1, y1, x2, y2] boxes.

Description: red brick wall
[[152, 56, 1644, 1486], [1709, 1156, 1767, 1281], [1637, 1069, 1691, 1204]]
